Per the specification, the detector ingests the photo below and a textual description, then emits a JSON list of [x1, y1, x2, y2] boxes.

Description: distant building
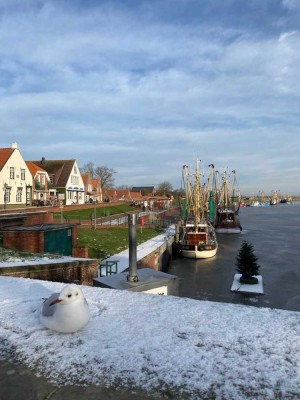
[[131, 186, 156, 196]]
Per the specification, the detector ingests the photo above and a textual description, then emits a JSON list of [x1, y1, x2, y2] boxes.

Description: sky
[[0, 275, 299, 398], [0, 0, 299, 195]]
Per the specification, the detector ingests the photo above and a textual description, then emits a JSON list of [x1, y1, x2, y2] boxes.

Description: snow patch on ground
[[0, 277, 299, 399]]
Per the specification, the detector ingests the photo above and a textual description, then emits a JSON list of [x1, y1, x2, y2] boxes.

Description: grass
[[76, 226, 165, 259], [53, 204, 137, 220], [0, 226, 165, 262]]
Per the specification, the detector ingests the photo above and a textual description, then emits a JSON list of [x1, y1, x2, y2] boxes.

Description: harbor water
[[168, 202, 300, 312]]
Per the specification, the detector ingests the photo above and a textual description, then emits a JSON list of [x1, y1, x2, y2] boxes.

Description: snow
[[231, 274, 264, 294], [0, 256, 94, 268], [0, 276, 299, 399]]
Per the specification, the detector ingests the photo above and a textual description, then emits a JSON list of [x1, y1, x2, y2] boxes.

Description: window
[[71, 175, 79, 185], [49, 175, 54, 184], [16, 188, 22, 202], [21, 169, 25, 180], [74, 165, 77, 174], [10, 167, 14, 179], [41, 175, 45, 185], [4, 187, 11, 203]]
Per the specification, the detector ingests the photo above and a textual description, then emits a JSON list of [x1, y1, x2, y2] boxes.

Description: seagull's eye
[[68, 294, 72, 298]]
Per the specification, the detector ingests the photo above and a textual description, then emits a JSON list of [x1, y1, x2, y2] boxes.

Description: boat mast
[[230, 170, 241, 211], [182, 165, 193, 221], [194, 159, 202, 226]]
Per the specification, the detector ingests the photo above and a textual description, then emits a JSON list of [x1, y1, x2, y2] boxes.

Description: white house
[[0, 143, 32, 209], [30, 158, 85, 206], [26, 161, 50, 205]]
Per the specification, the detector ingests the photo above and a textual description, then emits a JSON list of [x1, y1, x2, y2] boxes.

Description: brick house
[[82, 174, 102, 203]]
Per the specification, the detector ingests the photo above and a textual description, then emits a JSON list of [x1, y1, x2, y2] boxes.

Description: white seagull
[[40, 284, 90, 333]]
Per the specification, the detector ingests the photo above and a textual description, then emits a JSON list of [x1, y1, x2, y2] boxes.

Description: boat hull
[[181, 246, 218, 259], [215, 226, 242, 234]]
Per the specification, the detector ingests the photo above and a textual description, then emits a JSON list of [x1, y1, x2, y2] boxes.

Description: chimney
[[127, 213, 138, 282], [41, 157, 45, 165]]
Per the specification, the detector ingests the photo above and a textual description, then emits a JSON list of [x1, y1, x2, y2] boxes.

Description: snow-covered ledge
[[0, 277, 298, 399]]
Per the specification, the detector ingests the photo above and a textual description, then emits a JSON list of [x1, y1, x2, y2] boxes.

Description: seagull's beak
[[50, 298, 62, 306]]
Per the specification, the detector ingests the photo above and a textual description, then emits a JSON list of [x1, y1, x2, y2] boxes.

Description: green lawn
[[53, 204, 137, 221], [0, 226, 165, 261], [76, 227, 164, 259]]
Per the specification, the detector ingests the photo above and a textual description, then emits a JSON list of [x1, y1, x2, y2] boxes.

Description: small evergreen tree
[[235, 240, 260, 284]]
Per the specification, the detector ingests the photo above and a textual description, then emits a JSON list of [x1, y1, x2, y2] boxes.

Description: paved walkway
[[0, 358, 164, 400]]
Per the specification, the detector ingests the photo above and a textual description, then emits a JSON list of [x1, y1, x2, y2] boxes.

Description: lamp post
[[3, 183, 8, 210], [93, 190, 97, 230], [93, 200, 96, 230]]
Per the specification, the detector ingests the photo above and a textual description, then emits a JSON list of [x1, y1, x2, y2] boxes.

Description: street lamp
[[3, 183, 8, 210]]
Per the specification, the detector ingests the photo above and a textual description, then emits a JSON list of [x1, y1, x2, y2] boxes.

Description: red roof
[[91, 178, 101, 188], [81, 174, 89, 185], [25, 161, 47, 177], [0, 148, 14, 171]]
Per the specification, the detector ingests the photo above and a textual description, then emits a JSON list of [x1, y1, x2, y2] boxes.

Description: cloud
[[0, 0, 299, 194]]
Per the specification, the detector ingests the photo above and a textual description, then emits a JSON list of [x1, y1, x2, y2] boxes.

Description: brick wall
[[0, 259, 98, 286], [72, 246, 89, 258], [24, 212, 53, 225], [3, 231, 44, 253], [3, 225, 77, 254], [137, 236, 174, 272]]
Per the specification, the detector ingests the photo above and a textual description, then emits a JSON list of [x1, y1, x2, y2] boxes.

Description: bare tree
[[156, 181, 173, 196], [80, 162, 95, 177], [94, 166, 116, 188]]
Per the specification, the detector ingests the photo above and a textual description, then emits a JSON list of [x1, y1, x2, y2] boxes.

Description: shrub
[[235, 240, 260, 283]]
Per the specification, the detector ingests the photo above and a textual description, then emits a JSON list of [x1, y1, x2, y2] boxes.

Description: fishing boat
[[270, 190, 279, 205], [174, 162, 218, 259], [212, 168, 242, 234]]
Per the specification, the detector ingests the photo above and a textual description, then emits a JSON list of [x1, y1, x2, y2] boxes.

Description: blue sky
[[0, 0, 299, 194]]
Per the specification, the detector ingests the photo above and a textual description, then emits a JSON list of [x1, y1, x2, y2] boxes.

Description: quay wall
[[137, 236, 174, 272]]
